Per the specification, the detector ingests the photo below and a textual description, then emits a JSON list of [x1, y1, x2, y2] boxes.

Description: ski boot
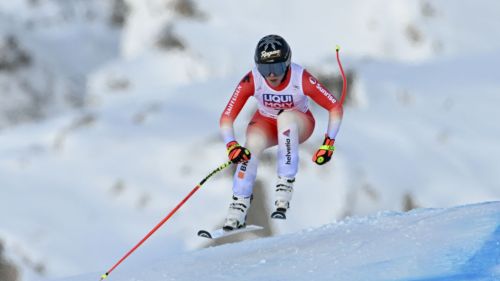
[[223, 195, 252, 231], [271, 176, 295, 219]]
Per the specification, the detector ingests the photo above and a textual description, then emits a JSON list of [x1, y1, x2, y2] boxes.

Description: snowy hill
[[1, 1, 500, 281], [0, 0, 120, 127], [62, 202, 500, 281]]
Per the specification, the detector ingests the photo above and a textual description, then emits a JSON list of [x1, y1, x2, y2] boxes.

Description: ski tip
[[197, 230, 212, 239], [271, 211, 286, 219]]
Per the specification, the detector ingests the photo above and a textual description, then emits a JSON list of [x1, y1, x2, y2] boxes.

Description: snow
[[0, 0, 120, 126], [1, 1, 500, 281], [62, 202, 500, 281]]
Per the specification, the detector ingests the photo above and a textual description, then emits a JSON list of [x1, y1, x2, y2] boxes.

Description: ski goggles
[[257, 61, 289, 77]]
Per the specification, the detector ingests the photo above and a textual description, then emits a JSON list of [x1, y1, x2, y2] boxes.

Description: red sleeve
[[220, 71, 254, 123], [302, 69, 339, 111], [219, 71, 255, 143], [302, 69, 344, 139]]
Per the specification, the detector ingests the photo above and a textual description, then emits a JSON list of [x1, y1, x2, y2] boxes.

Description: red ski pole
[[335, 45, 347, 105], [100, 160, 232, 280]]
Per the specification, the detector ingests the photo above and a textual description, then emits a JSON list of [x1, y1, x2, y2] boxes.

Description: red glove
[[226, 141, 251, 164], [312, 135, 335, 165]]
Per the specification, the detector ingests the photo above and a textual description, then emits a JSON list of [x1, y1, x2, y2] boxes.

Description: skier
[[220, 34, 343, 230]]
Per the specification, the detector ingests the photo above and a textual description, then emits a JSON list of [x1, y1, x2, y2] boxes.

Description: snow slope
[[0, 0, 120, 127], [61, 201, 500, 281]]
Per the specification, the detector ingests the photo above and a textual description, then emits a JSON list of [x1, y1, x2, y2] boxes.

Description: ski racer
[[220, 34, 344, 230]]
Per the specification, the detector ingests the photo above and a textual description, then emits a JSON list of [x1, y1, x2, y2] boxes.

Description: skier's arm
[[302, 70, 343, 140], [220, 72, 254, 163]]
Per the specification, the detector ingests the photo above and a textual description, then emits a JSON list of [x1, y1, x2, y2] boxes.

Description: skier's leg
[[274, 110, 315, 212], [276, 110, 314, 177], [224, 112, 277, 230], [231, 112, 277, 197]]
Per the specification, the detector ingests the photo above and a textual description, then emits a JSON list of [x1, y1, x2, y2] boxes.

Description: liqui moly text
[[263, 94, 294, 109]]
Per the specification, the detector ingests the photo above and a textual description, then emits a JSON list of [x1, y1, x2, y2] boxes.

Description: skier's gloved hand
[[312, 135, 335, 165], [226, 141, 251, 164]]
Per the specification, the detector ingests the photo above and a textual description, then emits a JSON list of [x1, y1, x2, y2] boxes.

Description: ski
[[197, 225, 263, 240]]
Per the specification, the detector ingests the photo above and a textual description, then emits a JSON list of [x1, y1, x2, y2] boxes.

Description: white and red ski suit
[[220, 63, 343, 197]]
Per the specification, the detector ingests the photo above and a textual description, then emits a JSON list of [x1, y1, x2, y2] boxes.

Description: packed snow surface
[[62, 202, 500, 281]]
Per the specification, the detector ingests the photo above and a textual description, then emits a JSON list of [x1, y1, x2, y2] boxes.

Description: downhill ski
[[197, 225, 263, 240]]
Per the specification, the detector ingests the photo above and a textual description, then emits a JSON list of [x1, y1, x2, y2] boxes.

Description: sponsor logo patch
[[238, 162, 248, 179], [285, 138, 292, 165], [309, 77, 317, 85], [224, 85, 242, 116], [261, 49, 281, 60], [309, 77, 336, 104], [263, 94, 294, 109]]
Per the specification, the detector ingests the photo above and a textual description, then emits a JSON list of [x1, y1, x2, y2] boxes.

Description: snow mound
[[62, 201, 500, 281]]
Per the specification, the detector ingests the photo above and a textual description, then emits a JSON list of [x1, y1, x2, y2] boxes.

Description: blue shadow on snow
[[405, 224, 500, 281]]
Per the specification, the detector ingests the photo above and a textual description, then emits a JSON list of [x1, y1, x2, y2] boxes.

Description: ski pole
[[335, 45, 347, 105], [100, 160, 232, 281]]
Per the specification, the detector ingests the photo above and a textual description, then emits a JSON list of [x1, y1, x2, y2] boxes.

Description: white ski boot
[[223, 195, 252, 231], [272, 176, 295, 219]]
